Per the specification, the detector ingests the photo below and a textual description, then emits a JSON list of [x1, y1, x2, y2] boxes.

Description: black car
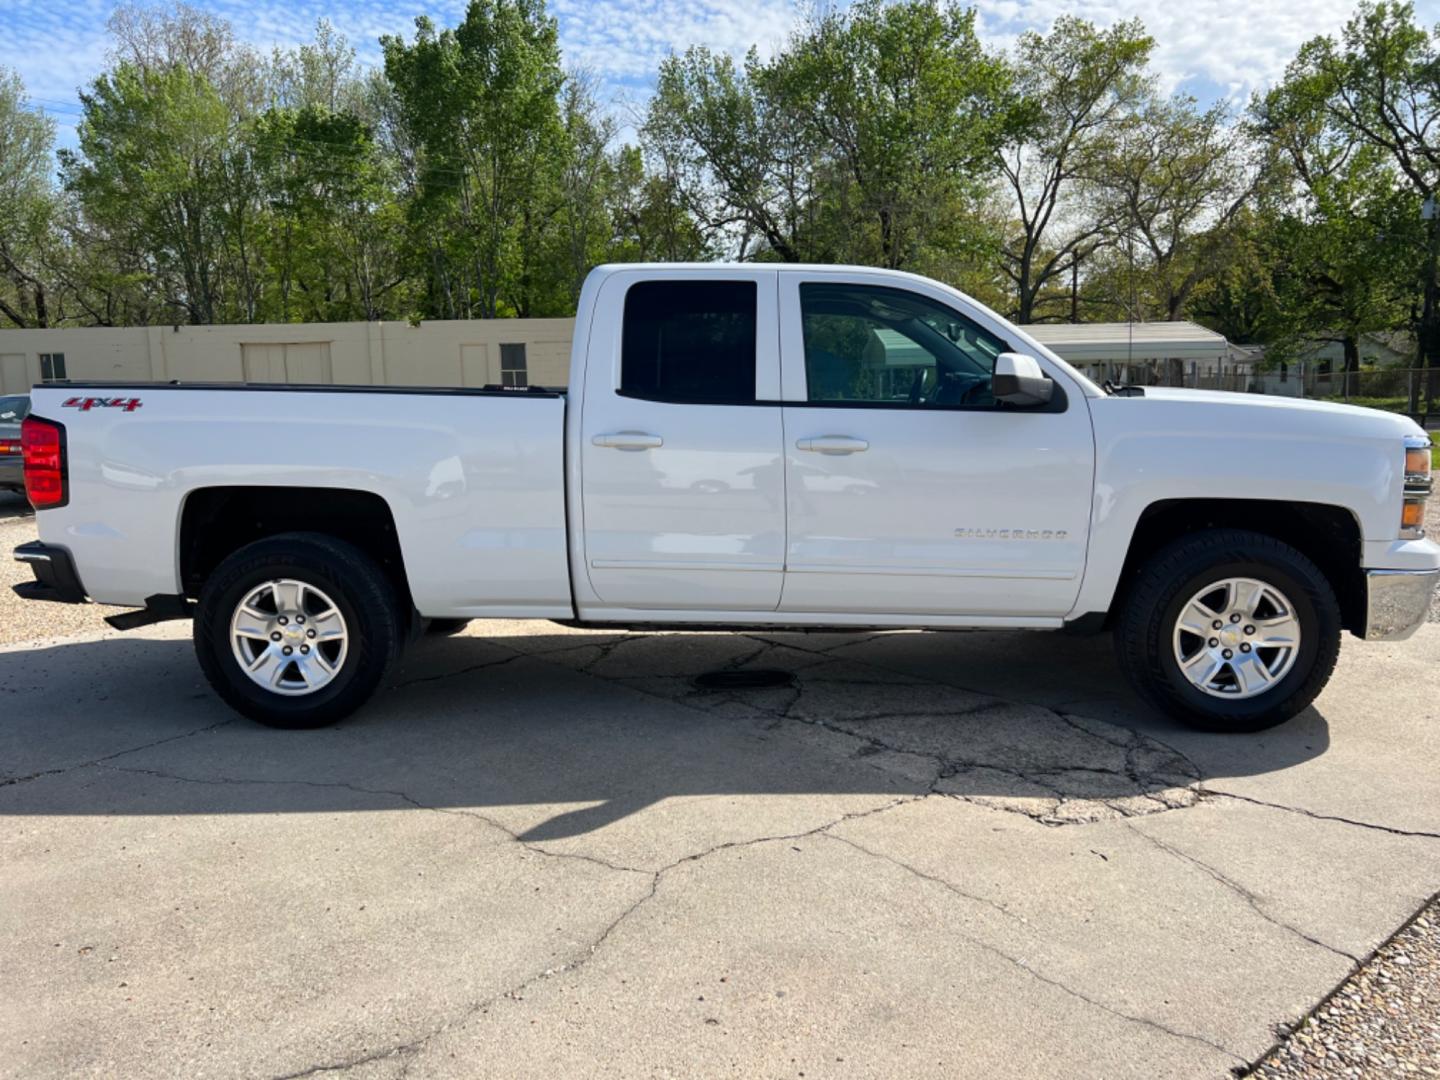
[[0, 394, 29, 495]]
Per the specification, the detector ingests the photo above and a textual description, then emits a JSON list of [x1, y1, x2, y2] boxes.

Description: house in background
[[1023, 321, 1251, 389]]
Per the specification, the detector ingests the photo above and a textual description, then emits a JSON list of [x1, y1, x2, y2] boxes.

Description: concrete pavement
[[1, 613, 1437, 1078]]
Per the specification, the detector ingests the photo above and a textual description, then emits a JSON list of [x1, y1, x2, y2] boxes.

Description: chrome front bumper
[[1362, 568, 1440, 641]]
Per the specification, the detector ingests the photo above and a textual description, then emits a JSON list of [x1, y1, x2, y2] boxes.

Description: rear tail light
[[0, 438, 19, 455], [21, 416, 68, 510]]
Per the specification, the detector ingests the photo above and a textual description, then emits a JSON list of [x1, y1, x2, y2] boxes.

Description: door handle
[[592, 431, 664, 451], [796, 436, 869, 455]]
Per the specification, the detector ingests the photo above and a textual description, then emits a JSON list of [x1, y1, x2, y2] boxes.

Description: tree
[[1092, 96, 1261, 323], [1279, 1, 1438, 401], [645, 46, 812, 261], [251, 105, 404, 321], [996, 17, 1153, 323], [62, 62, 243, 323], [0, 68, 61, 328], [644, 0, 1022, 269], [382, 0, 566, 318], [1250, 61, 1418, 393]]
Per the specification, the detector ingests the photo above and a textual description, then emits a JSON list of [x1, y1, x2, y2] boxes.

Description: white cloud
[[975, 0, 1367, 104]]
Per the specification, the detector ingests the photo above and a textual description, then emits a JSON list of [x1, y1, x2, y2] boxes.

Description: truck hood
[[1118, 386, 1426, 440]]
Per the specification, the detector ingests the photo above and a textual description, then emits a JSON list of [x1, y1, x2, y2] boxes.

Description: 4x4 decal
[[62, 396, 144, 412]]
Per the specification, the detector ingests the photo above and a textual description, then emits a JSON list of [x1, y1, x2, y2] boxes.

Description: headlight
[[1401, 436, 1432, 539]]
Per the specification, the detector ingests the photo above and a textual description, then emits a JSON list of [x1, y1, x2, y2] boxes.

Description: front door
[[777, 273, 1095, 617], [578, 270, 786, 612]]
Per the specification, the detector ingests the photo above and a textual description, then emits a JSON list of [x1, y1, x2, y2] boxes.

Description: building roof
[[1023, 321, 1229, 364]]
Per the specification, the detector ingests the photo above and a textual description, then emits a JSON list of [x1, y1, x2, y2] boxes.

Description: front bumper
[[1362, 568, 1439, 641], [12, 541, 88, 604]]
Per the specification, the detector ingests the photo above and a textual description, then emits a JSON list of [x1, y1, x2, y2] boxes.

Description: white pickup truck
[[12, 264, 1438, 732]]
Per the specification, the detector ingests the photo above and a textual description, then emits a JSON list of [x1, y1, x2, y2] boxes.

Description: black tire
[[1114, 528, 1341, 732], [194, 532, 402, 728], [425, 618, 471, 636]]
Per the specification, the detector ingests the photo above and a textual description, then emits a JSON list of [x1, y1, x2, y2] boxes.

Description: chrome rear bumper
[[1362, 568, 1439, 641]]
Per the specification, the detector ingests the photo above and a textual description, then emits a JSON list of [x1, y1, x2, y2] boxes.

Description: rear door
[[576, 269, 786, 612], [777, 271, 1095, 617]]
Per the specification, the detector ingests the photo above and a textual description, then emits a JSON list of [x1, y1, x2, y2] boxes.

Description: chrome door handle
[[796, 436, 869, 455], [592, 431, 664, 451]]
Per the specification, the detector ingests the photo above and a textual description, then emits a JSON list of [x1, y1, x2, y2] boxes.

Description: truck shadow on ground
[[0, 492, 32, 522], [0, 625, 1329, 839]]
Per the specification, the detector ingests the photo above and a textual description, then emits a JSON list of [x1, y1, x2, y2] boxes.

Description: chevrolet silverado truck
[[11, 264, 1438, 731]]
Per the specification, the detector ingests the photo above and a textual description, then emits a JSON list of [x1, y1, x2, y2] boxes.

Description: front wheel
[[194, 533, 403, 728], [1114, 529, 1341, 732]]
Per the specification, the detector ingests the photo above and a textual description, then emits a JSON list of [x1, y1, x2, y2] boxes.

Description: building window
[[39, 353, 67, 382], [499, 343, 528, 388]]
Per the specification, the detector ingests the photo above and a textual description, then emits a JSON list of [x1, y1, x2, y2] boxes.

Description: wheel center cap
[[1218, 624, 1243, 648]]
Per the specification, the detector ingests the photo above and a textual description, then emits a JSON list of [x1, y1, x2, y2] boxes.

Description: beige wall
[[0, 318, 578, 394]]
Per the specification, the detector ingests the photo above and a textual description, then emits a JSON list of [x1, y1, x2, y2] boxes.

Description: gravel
[[0, 492, 122, 646], [1250, 896, 1440, 1079]]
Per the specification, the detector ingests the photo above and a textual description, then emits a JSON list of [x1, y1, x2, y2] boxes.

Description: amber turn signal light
[[1401, 499, 1425, 531]]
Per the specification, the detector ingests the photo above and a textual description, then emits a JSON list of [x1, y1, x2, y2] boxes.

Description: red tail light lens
[[21, 417, 68, 510], [0, 438, 19, 455]]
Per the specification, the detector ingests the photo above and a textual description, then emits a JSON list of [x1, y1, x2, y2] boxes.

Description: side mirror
[[993, 353, 1053, 407]]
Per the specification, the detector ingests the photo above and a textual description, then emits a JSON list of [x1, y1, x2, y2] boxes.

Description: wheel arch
[[1105, 498, 1366, 635], [178, 486, 414, 617]]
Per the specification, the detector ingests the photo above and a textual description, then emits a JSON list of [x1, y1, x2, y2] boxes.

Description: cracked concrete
[[0, 615, 1437, 1078]]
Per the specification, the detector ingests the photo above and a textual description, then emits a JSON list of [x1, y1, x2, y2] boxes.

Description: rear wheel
[[194, 533, 402, 728], [1115, 529, 1341, 732]]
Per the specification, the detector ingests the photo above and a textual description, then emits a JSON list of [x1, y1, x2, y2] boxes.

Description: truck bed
[[26, 382, 574, 617]]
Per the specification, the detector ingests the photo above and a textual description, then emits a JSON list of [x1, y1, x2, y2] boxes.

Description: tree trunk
[[1342, 336, 1359, 400]]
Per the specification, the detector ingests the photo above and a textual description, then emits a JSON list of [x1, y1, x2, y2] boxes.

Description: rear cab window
[[0, 396, 30, 423], [621, 281, 758, 404]]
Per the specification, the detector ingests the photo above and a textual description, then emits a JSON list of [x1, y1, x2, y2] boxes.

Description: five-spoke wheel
[[1171, 577, 1301, 699], [1116, 529, 1341, 732], [195, 533, 401, 728], [229, 579, 349, 696]]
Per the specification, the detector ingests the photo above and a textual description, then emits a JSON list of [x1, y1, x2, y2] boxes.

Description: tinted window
[[0, 396, 28, 422], [622, 281, 757, 404], [39, 353, 66, 382], [800, 283, 1006, 407]]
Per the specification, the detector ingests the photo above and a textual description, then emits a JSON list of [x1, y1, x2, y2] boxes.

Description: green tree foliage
[[0, 68, 61, 327], [382, 0, 566, 317], [996, 17, 1153, 323], [646, 0, 1023, 269], [1249, 61, 1418, 385]]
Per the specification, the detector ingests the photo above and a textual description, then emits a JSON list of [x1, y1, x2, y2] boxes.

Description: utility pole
[[1423, 194, 1440, 415]]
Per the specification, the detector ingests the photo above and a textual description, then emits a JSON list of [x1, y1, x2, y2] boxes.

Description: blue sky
[[6, 0, 1436, 149]]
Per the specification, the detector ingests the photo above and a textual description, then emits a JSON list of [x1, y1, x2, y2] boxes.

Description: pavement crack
[[824, 832, 1029, 926], [1199, 788, 1440, 841], [270, 795, 923, 1079], [1124, 823, 1360, 962], [821, 829, 1243, 1064], [0, 718, 236, 790], [387, 652, 523, 689]]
